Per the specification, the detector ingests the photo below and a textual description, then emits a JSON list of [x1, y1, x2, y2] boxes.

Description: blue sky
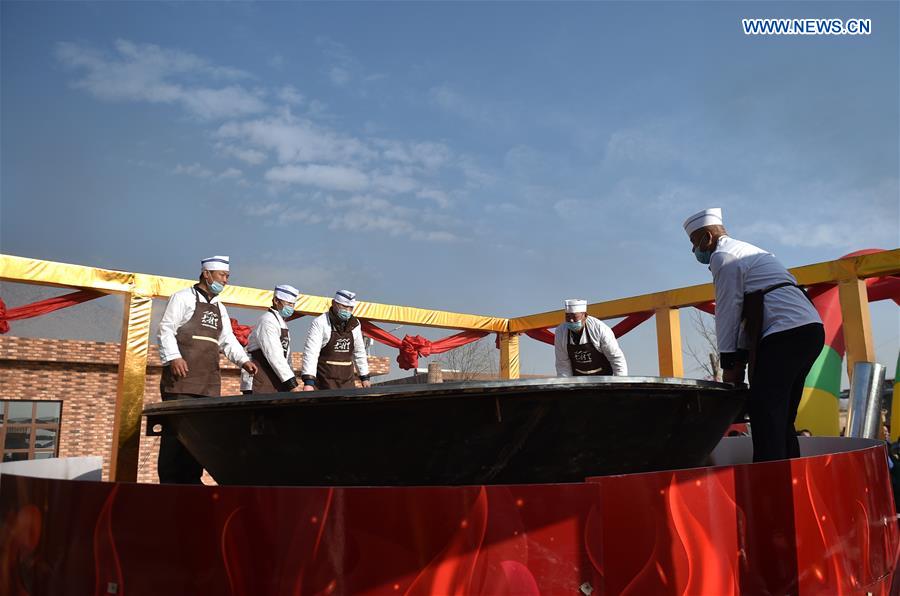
[[2, 1, 897, 380]]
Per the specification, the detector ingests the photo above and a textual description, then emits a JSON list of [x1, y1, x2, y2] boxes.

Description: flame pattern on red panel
[[1, 441, 897, 595], [92, 484, 122, 596], [0, 502, 41, 596], [404, 487, 488, 595]]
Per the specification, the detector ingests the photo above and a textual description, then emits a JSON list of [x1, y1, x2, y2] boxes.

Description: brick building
[[0, 335, 390, 483]]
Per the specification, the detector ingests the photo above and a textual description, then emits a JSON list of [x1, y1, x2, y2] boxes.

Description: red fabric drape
[[523, 311, 655, 346], [230, 318, 252, 347], [612, 311, 654, 337], [693, 302, 716, 315], [0, 290, 105, 334], [360, 320, 488, 370], [524, 328, 555, 345]]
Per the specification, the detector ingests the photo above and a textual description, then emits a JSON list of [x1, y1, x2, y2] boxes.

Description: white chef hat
[[565, 299, 587, 313], [333, 289, 357, 308], [201, 255, 230, 271], [274, 284, 299, 302], [683, 208, 723, 236]]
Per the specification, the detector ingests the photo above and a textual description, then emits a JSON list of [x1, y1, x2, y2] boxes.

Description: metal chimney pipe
[[427, 361, 443, 384], [845, 361, 886, 439]]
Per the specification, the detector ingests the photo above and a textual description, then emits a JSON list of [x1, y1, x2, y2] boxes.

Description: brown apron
[[567, 329, 613, 376], [741, 282, 811, 382], [317, 314, 359, 390], [160, 288, 223, 397], [250, 309, 291, 394]]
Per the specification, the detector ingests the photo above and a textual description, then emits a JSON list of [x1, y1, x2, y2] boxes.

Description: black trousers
[[748, 322, 825, 463], [158, 392, 204, 484]]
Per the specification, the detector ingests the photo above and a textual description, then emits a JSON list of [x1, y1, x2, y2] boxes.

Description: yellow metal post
[[655, 307, 684, 378], [109, 289, 153, 481], [499, 332, 520, 380], [838, 277, 876, 379]]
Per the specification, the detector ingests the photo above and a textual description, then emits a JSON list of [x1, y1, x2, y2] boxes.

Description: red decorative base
[[2, 438, 897, 595]]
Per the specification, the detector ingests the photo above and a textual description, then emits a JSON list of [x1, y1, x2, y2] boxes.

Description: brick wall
[[0, 335, 390, 483]]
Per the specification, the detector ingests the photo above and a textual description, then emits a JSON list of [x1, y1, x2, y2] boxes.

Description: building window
[[0, 401, 62, 462]]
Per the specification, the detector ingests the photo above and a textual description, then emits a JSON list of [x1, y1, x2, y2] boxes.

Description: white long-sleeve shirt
[[300, 313, 369, 378], [554, 316, 628, 377], [157, 286, 250, 367], [246, 309, 295, 383], [710, 236, 821, 354]]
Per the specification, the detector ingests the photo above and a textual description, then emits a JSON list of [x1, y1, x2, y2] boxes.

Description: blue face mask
[[693, 247, 712, 265], [280, 305, 295, 319], [337, 309, 352, 322], [566, 320, 584, 332], [208, 281, 225, 295]]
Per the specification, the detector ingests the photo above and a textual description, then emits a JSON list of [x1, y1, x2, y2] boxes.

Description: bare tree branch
[[439, 337, 498, 380], [685, 309, 721, 381]]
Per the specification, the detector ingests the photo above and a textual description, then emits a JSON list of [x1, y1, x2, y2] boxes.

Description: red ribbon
[[230, 318, 252, 347], [523, 311, 655, 345], [360, 320, 488, 370], [0, 290, 105, 334]]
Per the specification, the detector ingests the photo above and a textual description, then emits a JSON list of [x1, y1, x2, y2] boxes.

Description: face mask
[[280, 305, 295, 319], [566, 320, 584, 332], [337, 309, 352, 322], [693, 247, 712, 265], [208, 280, 225, 295]]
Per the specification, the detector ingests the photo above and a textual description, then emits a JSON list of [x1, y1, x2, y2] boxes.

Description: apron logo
[[201, 311, 219, 329], [334, 337, 351, 352], [574, 350, 592, 363]]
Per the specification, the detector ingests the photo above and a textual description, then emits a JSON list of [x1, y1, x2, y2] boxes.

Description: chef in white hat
[[300, 290, 371, 390], [242, 284, 302, 394], [683, 208, 823, 463], [554, 299, 628, 377], [156, 255, 258, 483]]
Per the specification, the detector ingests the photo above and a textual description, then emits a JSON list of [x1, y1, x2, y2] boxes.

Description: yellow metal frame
[[1, 248, 897, 480]]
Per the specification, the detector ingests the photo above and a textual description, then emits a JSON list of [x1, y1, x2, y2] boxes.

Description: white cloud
[[277, 211, 324, 226], [329, 67, 350, 86], [376, 139, 452, 171], [218, 167, 243, 179], [413, 230, 462, 242], [458, 156, 496, 189], [429, 85, 480, 120], [553, 198, 587, 219], [216, 114, 376, 164], [277, 85, 304, 106], [428, 84, 514, 130], [56, 40, 266, 120], [503, 144, 543, 174], [739, 178, 899, 250], [215, 142, 267, 165], [484, 201, 523, 215], [173, 163, 214, 178], [243, 202, 283, 216], [178, 86, 266, 120], [174, 163, 244, 181], [372, 171, 419, 195], [59, 38, 482, 244], [416, 189, 451, 209], [265, 164, 370, 192], [606, 129, 671, 164]]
